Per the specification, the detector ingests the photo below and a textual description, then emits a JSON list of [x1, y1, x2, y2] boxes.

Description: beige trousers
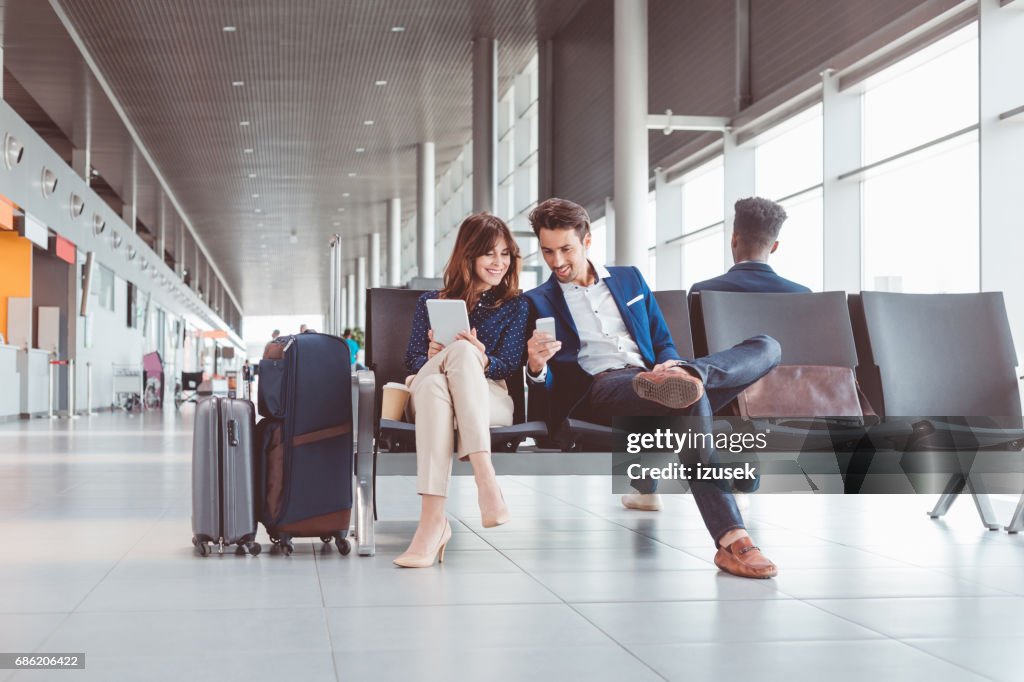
[[406, 339, 514, 497]]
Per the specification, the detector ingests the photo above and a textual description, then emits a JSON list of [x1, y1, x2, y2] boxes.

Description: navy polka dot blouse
[[404, 290, 529, 381]]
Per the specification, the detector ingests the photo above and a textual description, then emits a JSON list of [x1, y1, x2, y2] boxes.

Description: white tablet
[[426, 299, 471, 347]]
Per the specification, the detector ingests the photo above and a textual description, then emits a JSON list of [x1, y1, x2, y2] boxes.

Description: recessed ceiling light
[[363, 120, 374, 126], [375, 80, 387, 86], [254, 208, 262, 213], [232, 81, 244, 87], [391, 26, 405, 32], [347, 172, 357, 177], [338, 208, 346, 212], [260, 244, 266, 249], [252, 193, 260, 198], [243, 148, 254, 154], [247, 173, 257, 178], [258, 223, 264, 227], [342, 193, 350, 198], [355, 147, 365, 153], [223, 26, 237, 32], [333, 221, 341, 226], [239, 121, 250, 126]]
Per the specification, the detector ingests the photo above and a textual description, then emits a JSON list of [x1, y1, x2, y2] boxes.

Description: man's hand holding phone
[[527, 317, 561, 375]]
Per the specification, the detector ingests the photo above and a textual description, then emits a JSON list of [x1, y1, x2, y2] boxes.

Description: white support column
[[368, 233, 381, 289], [655, 168, 683, 290], [613, 0, 649, 274], [340, 285, 348, 333], [387, 197, 402, 286], [822, 70, 862, 293], [980, 0, 1024, 354], [417, 142, 436, 277], [472, 37, 498, 213], [346, 274, 356, 330], [356, 257, 367, 329], [722, 131, 755, 264]]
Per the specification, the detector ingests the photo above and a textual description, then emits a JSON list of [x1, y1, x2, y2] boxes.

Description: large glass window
[[681, 158, 724, 234], [862, 134, 978, 293], [753, 105, 824, 291], [754, 104, 823, 201], [860, 24, 979, 294], [773, 189, 824, 292], [677, 158, 725, 289], [862, 25, 978, 165], [680, 228, 725, 291]]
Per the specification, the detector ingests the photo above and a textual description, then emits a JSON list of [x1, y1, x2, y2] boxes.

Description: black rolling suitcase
[[191, 396, 261, 556], [257, 331, 354, 556]]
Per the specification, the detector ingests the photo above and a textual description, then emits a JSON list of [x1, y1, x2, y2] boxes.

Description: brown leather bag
[[736, 365, 876, 425]]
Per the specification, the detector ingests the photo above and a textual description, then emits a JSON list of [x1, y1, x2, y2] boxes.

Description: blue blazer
[[690, 262, 810, 294], [524, 266, 682, 430]]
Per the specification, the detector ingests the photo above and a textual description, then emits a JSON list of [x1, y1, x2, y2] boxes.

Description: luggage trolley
[[112, 364, 143, 411]]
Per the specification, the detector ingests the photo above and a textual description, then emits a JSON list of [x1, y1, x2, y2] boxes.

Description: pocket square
[[626, 294, 644, 306]]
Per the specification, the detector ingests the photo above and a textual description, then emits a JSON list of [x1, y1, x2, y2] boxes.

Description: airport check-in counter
[[15, 348, 51, 417], [0, 344, 20, 419]]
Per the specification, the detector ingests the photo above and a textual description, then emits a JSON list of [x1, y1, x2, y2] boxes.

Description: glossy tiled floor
[[2, 411, 1024, 681]]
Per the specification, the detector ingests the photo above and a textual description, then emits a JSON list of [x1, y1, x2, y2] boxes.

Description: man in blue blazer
[[523, 198, 781, 579], [690, 197, 811, 294]]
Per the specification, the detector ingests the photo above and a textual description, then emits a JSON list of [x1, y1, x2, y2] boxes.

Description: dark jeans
[[573, 335, 781, 545]]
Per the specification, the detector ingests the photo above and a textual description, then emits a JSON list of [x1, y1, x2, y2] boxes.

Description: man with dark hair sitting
[[690, 197, 810, 498], [524, 197, 781, 578], [690, 197, 810, 294]]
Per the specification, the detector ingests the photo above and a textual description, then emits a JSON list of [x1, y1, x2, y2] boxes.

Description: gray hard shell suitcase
[[191, 396, 262, 556]]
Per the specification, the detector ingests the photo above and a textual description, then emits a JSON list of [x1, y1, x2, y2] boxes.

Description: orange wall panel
[[0, 232, 33, 341]]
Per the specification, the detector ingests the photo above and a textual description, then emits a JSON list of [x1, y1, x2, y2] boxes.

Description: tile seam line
[[455, 509, 670, 682], [797, 595, 1000, 680], [311, 539, 344, 682], [29, 505, 174, 655]]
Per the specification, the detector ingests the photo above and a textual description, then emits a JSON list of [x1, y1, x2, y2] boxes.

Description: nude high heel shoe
[[481, 489, 510, 528], [393, 520, 452, 568]]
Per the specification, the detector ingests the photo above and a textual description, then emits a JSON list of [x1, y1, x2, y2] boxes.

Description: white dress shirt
[[530, 262, 647, 382]]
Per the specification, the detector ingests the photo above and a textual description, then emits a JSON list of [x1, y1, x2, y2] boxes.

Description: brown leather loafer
[[714, 536, 778, 579], [632, 369, 704, 409]]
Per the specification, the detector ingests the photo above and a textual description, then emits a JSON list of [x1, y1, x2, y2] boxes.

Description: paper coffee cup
[[381, 382, 411, 421]]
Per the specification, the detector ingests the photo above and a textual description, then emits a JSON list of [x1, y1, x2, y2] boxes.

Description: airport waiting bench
[[357, 286, 1024, 536]]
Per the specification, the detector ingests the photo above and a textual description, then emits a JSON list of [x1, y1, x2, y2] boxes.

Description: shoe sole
[[622, 500, 662, 511], [632, 373, 703, 410], [714, 556, 778, 579]]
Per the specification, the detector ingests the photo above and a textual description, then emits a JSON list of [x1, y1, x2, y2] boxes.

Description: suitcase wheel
[[320, 535, 333, 544], [337, 537, 351, 556], [193, 538, 210, 557], [236, 541, 261, 556]]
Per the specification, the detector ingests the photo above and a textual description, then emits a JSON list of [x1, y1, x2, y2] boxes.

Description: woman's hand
[[426, 329, 444, 360], [455, 328, 488, 364]]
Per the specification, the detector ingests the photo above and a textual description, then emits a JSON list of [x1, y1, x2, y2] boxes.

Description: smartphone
[[535, 317, 556, 341]]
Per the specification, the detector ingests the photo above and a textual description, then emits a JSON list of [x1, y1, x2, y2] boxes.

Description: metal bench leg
[[966, 476, 1001, 530], [353, 370, 376, 556], [1005, 492, 1024, 533], [928, 474, 965, 519]]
